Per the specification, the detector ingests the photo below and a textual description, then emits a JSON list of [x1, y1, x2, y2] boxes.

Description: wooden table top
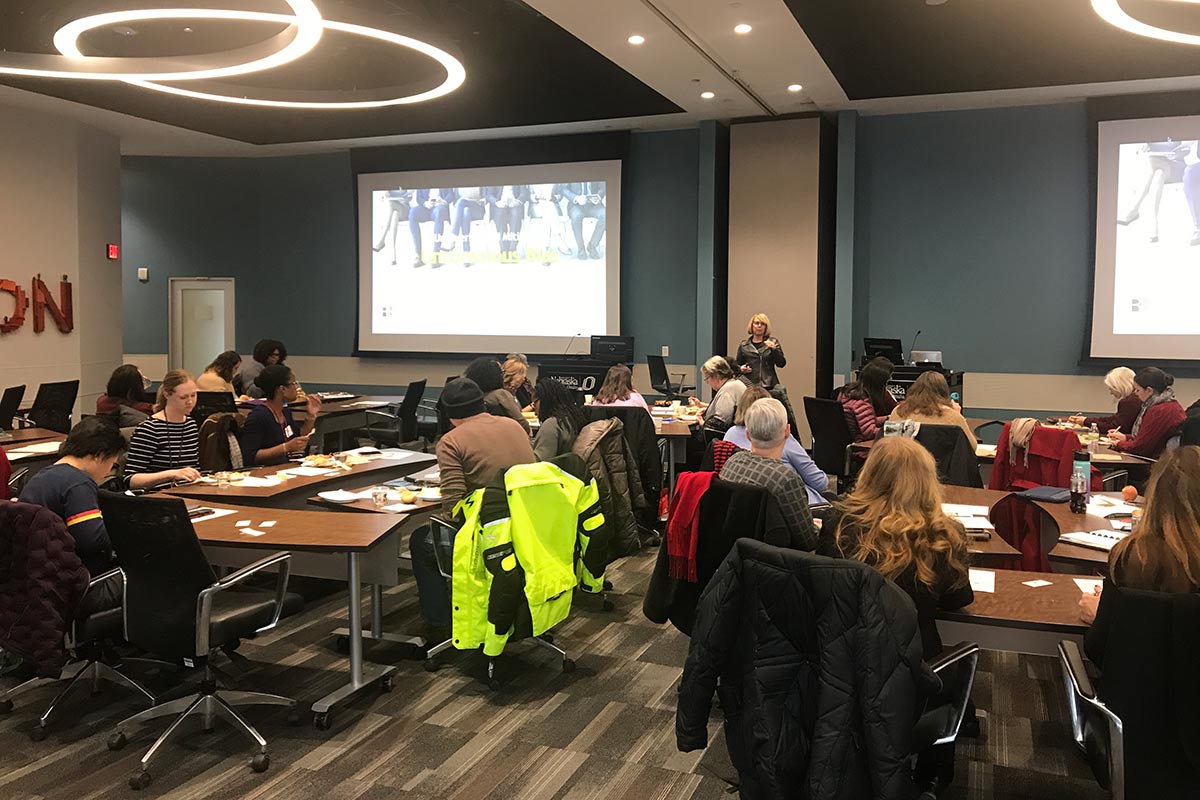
[[0, 428, 65, 445], [162, 453, 435, 501], [186, 500, 406, 553], [939, 568, 1091, 634]]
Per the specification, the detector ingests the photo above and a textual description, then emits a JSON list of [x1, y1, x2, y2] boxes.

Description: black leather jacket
[[736, 337, 786, 389]]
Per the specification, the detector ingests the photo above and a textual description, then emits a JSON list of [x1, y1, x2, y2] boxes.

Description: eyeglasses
[[286, 381, 299, 387]]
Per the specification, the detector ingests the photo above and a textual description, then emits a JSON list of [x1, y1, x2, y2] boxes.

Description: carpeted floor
[[0, 546, 1107, 799]]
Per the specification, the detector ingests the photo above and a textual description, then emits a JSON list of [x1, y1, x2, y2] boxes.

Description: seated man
[[562, 181, 606, 260], [19, 416, 127, 612], [409, 378, 536, 641], [717, 398, 819, 551]]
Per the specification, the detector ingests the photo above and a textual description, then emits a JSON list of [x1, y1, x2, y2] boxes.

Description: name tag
[[284, 424, 294, 438]]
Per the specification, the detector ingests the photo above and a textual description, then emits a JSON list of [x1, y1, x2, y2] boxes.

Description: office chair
[[98, 492, 296, 789], [190, 391, 237, 424], [360, 378, 426, 447], [911, 424, 984, 488], [646, 355, 693, 401], [0, 384, 25, 430], [912, 642, 981, 797], [19, 380, 78, 433], [802, 396, 856, 490]]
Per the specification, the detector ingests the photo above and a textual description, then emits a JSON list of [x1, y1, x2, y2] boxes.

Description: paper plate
[[317, 490, 360, 504]]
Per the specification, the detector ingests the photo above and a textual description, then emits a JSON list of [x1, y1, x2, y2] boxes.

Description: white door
[[169, 278, 235, 377]]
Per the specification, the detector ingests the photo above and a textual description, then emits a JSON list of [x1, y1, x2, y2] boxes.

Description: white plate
[[317, 490, 360, 504], [418, 488, 442, 501]]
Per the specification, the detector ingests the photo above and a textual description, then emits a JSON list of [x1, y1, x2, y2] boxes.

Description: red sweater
[[1113, 401, 1186, 458], [1084, 393, 1142, 434], [839, 397, 885, 443], [0, 447, 10, 500]]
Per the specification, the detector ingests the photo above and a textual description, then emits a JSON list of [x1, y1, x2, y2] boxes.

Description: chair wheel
[[313, 712, 331, 731], [129, 771, 151, 790], [602, 579, 613, 590], [423, 659, 439, 672], [286, 705, 302, 726], [334, 635, 350, 654], [602, 599, 615, 612], [107, 731, 128, 751], [562, 658, 576, 674], [541, 633, 554, 644], [29, 724, 47, 742], [251, 753, 270, 773], [380, 675, 394, 693], [0, 699, 12, 714], [486, 678, 501, 691]]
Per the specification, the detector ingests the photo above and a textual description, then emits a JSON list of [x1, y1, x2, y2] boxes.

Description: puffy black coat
[[583, 406, 662, 524], [572, 418, 644, 566], [677, 539, 940, 800]]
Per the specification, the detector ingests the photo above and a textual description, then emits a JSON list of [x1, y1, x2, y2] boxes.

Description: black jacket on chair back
[[1084, 581, 1200, 797], [677, 539, 940, 800], [583, 406, 662, 521], [99, 491, 217, 660], [911, 424, 982, 488]]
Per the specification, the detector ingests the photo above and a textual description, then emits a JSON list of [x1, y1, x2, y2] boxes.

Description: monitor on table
[[863, 337, 904, 365]]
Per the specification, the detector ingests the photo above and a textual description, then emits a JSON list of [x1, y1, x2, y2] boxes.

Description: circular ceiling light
[[53, 8, 467, 109], [1093, 0, 1200, 45], [0, 1, 323, 81], [700, 91, 715, 99], [627, 34, 646, 45], [787, 83, 803, 92], [734, 23, 753, 34]]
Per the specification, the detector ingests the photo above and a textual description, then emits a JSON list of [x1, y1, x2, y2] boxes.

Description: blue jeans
[[409, 524, 451, 628]]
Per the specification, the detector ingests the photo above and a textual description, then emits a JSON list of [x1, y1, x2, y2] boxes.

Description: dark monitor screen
[[863, 337, 904, 365], [590, 335, 634, 362]]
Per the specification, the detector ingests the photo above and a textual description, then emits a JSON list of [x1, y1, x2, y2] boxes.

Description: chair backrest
[[0, 384, 25, 430], [582, 405, 662, 502], [191, 391, 237, 423], [912, 423, 983, 487], [29, 380, 79, 433], [395, 379, 427, 441], [646, 354, 670, 392], [98, 491, 217, 659], [803, 396, 854, 477], [1182, 414, 1200, 447], [989, 422, 1100, 492]]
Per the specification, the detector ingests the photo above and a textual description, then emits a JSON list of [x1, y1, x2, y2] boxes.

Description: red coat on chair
[[988, 424, 1102, 571]]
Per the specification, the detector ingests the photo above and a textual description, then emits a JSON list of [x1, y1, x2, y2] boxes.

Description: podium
[[537, 355, 626, 397], [884, 364, 965, 408]]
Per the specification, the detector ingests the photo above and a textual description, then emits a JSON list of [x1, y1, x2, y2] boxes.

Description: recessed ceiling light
[[1092, 0, 1200, 45], [627, 34, 645, 45], [787, 83, 803, 92], [700, 91, 715, 99], [734, 23, 752, 34]]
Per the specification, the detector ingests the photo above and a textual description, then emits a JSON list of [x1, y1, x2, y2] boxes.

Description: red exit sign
[[107, 243, 120, 260]]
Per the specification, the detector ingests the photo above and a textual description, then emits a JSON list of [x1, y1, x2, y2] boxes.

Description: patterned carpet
[[0, 546, 1107, 799]]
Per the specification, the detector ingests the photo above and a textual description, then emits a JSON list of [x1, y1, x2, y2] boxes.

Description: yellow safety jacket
[[451, 461, 605, 657]]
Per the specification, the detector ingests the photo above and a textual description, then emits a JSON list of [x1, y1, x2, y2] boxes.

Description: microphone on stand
[[562, 332, 583, 357], [908, 330, 922, 365]]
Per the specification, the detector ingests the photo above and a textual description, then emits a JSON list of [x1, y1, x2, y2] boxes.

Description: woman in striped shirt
[[124, 369, 201, 490]]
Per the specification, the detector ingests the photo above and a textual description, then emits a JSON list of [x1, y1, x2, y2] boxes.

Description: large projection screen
[[356, 161, 621, 356], [1093, 117, 1200, 360]]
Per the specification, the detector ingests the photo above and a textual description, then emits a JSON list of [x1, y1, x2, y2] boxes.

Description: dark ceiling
[[0, 0, 680, 145], [786, 0, 1200, 100]]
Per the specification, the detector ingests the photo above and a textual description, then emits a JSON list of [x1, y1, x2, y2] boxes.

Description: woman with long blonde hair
[[817, 435, 973, 658]]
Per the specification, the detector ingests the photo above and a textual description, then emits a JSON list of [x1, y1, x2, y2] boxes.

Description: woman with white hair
[[717, 398, 818, 550], [688, 355, 747, 431], [1067, 366, 1142, 434]]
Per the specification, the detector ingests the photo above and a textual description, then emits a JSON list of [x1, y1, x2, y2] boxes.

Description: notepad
[[9, 440, 64, 454], [968, 569, 995, 593], [1086, 497, 1139, 518], [1060, 529, 1128, 552], [958, 516, 995, 531], [1074, 578, 1104, 594], [186, 507, 238, 523], [942, 504, 991, 518], [1092, 453, 1123, 462]]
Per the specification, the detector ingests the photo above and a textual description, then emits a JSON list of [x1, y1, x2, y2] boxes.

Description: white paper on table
[[188, 507, 239, 524], [942, 504, 991, 518], [259, 521, 276, 528], [345, 401, 389, 408], [376, 449, 437, 465], [959, 516, 995, 531], [9, 441, 64, 454], [1023, 579, 1053, 588], [278, 467, 337, 477], [968, 569, 996, 593], [382, 502, 421, 513], [235, 519, 251, 527], [1073, 578, 1104, 594], [240, 528, 267, 537], [234, 476, 283, 488], [1086, 497, 1139, 517]]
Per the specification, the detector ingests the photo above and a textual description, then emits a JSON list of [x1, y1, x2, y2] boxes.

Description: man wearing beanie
[[409, 377, 535, 639]]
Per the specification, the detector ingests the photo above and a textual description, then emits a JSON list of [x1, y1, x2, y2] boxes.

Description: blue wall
[[123, 130, 701, 363], [854, 103, 1095, 375]]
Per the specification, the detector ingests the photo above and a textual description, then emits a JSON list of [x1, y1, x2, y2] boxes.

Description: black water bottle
[[1069, 449, 1089, 514]]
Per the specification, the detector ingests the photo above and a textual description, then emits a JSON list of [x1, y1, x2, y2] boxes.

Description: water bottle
[[1087, 423, 1100, 454], [1070, 449, 1091, 513]]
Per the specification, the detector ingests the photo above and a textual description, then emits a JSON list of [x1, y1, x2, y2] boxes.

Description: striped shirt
[[124, 416, 200, 483]]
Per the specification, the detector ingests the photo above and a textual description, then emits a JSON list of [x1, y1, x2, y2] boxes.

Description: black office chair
[[20, 380, 78, 433], [360, 379, 426, 447], [911, 424, 984, 488], [416, 375, 458, 443], [0, 384, 25, 430], [98, 492, 297, 789], [647, 355, 693, 401], [973, 419, 1005, 446], [190, 391, 237, 424], [912, 642, 981, 796], [802, 396, 855, 490]]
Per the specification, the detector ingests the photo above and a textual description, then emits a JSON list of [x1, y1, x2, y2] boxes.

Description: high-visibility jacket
[[451, 461, 605, 657]]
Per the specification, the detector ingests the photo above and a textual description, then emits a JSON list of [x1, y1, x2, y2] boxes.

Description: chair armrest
[[196, 552, 291, 654], [1059, 639, 1096, 700], [86, 567, 123, 591], [429, 515, 459, 578], [1100, 470, 1129, 491], [928, 641, 980, 674], [69, 567, 124, 645]]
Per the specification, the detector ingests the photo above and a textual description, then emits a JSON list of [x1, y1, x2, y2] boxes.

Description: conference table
[[854, 435, 1147, 470], [237, 394, 408, 453], [0, 426, 66, 445], [187, 500, 422, 729], [1, 431, 67, 465]]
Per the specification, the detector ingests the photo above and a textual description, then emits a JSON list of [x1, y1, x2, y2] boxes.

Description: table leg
[[331, 582, 425, 650], [667, 438, 681, 497], [311, 553, 397, 718]]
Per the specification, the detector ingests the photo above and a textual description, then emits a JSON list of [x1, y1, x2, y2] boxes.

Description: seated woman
[[889, 371, 976, 446], [1108, 367, 1186, 459], [502, 355, 534, 409], [836, 357, 896, 442], [241, 365, 322, 466], [724, 386, 829, 506], [1079, 446, 1200, 626], [817, 436, 973, 660], [718, 398, 818, 550], [196, 350, 241, 395], [1067, 366, 1140, 433], [689, 355, 747, 432], [237, 339, 286, 398], [95, 364, 153, 427], [464, 357, 530, 435], [124, 370, 202, 490], [532, 377, 587, 461], [591, 364, 649, 411]]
